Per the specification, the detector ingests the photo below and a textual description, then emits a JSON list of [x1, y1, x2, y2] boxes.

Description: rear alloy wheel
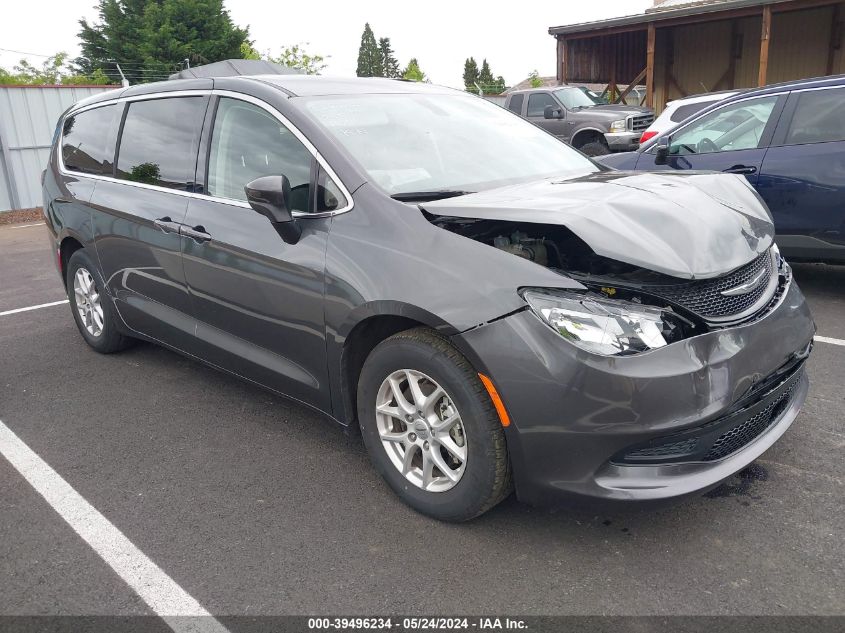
[[66, 248, 134, 354], [358, 327, 512, 521], [73, 267, 104, 338]]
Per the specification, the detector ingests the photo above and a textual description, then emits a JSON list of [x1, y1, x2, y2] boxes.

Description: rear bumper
[[456, 277, 815, 508]]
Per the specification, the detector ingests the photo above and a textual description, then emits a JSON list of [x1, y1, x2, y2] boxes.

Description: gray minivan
[[45, 76, 814, 521]]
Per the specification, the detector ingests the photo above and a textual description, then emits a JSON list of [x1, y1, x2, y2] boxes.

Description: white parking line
[[0, 299, 68, 317], [0, 420, 230, 633], [815, 335, 845, 347], [10, 222, 46, 229]]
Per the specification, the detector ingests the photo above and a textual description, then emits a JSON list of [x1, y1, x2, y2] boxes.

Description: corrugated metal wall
[[0, 85, 118, 212]]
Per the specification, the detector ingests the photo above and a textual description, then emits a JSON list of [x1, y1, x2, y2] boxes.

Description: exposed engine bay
[[426, 214, 789, 339]]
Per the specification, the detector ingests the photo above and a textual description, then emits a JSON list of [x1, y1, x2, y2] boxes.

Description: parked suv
[[599, 75, 845, 263], [638, 89, 742, 144], [45, 76, 814, 521], [505, 86, 654, 155]]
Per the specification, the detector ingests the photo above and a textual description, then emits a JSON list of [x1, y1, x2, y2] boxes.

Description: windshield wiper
[[391, 190, 475, 202]]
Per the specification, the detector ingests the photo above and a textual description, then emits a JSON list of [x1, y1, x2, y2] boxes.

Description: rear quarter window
[[670, 102, 710, 123], [507, 94, 524, 114], [61, 104, 120, 175]]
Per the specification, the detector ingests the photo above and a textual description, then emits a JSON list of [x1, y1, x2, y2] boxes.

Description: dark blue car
[[599, 75, 845, 263]]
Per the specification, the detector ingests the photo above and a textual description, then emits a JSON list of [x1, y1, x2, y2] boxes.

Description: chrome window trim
[[58, 88, 354, 218]]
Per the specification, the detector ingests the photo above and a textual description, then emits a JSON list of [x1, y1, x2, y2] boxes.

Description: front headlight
[[523, 289, 673, 356], [609, 119, 627, 133]]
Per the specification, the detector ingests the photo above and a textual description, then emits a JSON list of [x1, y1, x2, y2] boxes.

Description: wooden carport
[[550, 0, 845, 112]]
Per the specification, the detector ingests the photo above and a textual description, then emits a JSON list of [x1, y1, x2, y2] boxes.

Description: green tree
[[528, 69, 543, 88], [402, 58, 426, 82], [463, 57, 479, 92], [477, 58, 506, 94], [356, 23, 381, 77], [239, 42, 328, 75], [269, 44, 327, 75], [240, 41, 261, 60], [0, 52, 111, 85], [76, 0, 249, 84], [75, 0, 150, 81], [378, 37, 401, 79]]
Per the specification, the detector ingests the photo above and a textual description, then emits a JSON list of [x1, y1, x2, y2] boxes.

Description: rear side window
[[784, 87, 845, 145], [207, 97, 314, 211], [670, 102, 709, 123], [61, 105, 120, 175], [507, 94, 524, 114], [526, 93, 556, 117], [116, 97, 206, 190]]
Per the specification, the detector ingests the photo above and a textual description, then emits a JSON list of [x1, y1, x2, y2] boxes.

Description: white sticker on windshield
[[370, 168, 431, 189]]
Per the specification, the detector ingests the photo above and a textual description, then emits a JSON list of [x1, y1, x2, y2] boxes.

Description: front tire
[[579, 140, 611, 156], [66, 248, 133, 354], [357, 328, 512, 521]]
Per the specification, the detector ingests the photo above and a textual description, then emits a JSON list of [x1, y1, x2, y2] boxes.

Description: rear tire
[[357, 327, 512, 521], [579, 140, 611, 156], [66, 248, 133, 354]]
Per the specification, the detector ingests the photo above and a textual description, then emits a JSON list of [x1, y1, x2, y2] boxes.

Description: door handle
[[154, 217, 182, 234], [723, 164, 757, 175], [180, 225, 212, 243]]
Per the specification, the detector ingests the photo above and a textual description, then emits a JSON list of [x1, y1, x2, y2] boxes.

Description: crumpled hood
[[423, 170, 774, 279]]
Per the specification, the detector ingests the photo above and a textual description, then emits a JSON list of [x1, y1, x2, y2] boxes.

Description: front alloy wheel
[[375, 369, 467, 492], [357, 327, 512, 521]]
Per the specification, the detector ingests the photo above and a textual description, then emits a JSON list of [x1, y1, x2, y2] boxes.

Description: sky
[[0, 0, 652, 88]]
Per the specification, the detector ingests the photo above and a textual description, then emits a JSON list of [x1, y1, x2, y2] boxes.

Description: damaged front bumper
[[455, 277, 815, 507]]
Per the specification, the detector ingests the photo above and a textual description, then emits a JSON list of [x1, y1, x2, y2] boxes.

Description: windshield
[[554, 87, 598, 110], [579, 87, 608, 105], [302, 93, 597, 196]]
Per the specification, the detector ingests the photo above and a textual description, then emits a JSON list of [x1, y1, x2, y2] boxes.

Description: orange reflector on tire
[[478, 373, 511, 427]]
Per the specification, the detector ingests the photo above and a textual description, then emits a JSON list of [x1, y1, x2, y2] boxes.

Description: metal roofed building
[[549, 0, 845, 112]]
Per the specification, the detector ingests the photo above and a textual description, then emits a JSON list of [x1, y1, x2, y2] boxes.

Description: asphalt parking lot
[[1, 221, 843, 621]]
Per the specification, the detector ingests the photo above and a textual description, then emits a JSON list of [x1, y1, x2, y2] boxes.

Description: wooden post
[[646, 22, 656, 108], [758, 4, 772, 87], [609, 36, 618, 103], [560, 37, 568, 85], [556, 37, 564, 84], [827, 4, 841, 75], [663, 28, 674, 107]]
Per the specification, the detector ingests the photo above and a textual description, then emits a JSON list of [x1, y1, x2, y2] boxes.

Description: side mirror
[[544, 105, 563, 119], [244, 175, 301, 244], [654, 136, 670, 165]]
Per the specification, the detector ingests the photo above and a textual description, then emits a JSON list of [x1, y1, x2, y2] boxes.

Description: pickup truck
[[504, 86, 654, 156]]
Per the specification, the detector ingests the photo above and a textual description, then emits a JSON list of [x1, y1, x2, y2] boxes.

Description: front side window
[[62, 104, 120, 175], [784, 87, 845, 145], [207, 98, 314, 212], [669, 96, 778, 156], [507, 94, 524, 114], [526, 92, 557, 117], [303, 93, 597, 196], [116, 97, 206, 190]]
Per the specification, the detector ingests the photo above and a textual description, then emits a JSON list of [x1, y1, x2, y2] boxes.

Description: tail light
[[640, 130, 658, 144]]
